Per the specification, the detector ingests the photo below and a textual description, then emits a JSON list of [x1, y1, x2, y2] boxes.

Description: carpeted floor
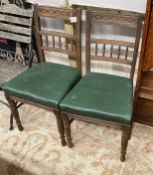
[[0, 59, 27, 85], [0, 92, 153, 175]]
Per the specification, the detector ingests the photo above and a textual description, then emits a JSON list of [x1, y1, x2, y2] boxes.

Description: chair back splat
[[86, 9, 142, 80], [34, 5, 81, 74]]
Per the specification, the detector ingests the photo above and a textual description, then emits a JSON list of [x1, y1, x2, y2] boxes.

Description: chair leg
[[9, 102, 24, 131], [54, 111, 66, 146], [120, 125, 130, 162], [5, 95, 23, 131], [128, 122, 134, 140], [62, 113, 73, 148], [28, 45, 34, 68], [9, 112, 14, 130], [0, 99, 14, 130]]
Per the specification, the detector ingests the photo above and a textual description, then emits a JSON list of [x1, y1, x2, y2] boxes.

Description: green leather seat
[[60, 72, 133, 124], [2, 62, 80, 108]]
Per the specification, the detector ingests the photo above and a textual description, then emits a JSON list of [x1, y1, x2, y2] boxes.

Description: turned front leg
[[62, 113, 73, 148], [54, 110, 66, 146], [120, 125, 130, 162]]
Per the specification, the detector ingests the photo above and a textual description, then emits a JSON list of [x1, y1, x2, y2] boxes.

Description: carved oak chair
[[60, 9, 142, 161], [2, 5, 81, 146]]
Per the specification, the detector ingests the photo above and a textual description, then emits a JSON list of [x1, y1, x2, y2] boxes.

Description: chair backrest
[[34, 5, 81, 73], [86, 9, 143, 80], [0, 4, 33, 44]]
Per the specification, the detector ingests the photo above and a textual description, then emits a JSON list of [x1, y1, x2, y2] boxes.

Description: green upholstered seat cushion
[[60, 72, 133, 124], [2, 62, 80, 108]]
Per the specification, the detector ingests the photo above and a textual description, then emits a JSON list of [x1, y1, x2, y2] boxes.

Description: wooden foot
[[54, 111, 66, 146], [62, 113, 73, 148], [5, 95, 23, 131], [120, 125, 130, 162]]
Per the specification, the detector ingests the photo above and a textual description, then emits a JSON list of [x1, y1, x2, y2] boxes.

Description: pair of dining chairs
[[2, 5, 142, 162]]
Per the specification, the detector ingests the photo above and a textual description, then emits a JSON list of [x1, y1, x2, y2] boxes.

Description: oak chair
[[60, 9, 142, 161], [2, 5, 81, 146]]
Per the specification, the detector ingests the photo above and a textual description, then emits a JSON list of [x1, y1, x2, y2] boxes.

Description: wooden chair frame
[[4, 5, 81, 146], [61, 9, 143, 161]]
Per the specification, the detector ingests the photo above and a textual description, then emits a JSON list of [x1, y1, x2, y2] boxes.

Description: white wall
[[26, 0, 147, 13], [69, 0, 147, 13]]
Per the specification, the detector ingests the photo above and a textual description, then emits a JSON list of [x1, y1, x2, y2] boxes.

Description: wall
[[69, 0, 146, 13], [26, 0, 147, 13]]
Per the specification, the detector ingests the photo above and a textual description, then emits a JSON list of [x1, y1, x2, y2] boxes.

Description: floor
[[0, 59, 26, 85], [0, 92, 153, 175]]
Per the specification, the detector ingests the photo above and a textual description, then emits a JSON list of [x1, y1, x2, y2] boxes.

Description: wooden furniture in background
[[8, 0, 31, 8], [34, 5, 81, 73], [60, 9, 142, 162], [134, 0, 153, 126], [0, 4, 33, 65], [0, 3, 33, 130], [0, 0, 9, 5]]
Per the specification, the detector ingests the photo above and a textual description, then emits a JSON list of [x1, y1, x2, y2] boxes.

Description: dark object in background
[[0, 40, 16, 61], [0, 40, 16, 53], [8, 0, 32, 9]]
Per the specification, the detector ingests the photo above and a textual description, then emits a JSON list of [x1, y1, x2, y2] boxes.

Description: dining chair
[[2, 5, 81, 146], [60, 8, 142, 161]]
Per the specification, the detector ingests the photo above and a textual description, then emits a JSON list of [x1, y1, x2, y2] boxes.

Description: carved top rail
[[36, 5, 80, 21], [0, 4, 33, 43], [90, 11, 140, 28]]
